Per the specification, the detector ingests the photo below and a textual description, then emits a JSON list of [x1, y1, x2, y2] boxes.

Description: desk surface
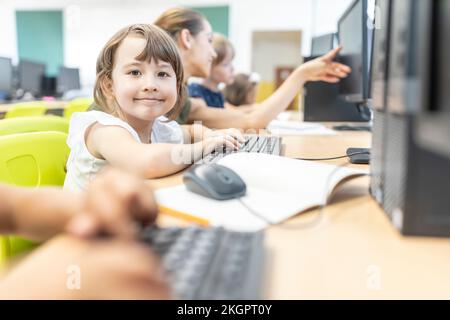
[[0, 101, 67, 118], [151, 123, 450, 299]]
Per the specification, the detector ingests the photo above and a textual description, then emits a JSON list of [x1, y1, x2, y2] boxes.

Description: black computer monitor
[[311, 33, 335, 57], [386, 0, 432, 115], [57, 66, 81, 96], [303, 55, 371, 122], [370, 0, 392, 112], [337, 0, 373, 104], [0, 57, 13, 98], [434, 0, 450, 115], [18, 59, 46, 98], [416, 0, 450, 155]]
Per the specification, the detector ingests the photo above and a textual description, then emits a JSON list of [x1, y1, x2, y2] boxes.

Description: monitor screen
[[57, 66, 81, 95], [18, 59, 45, 97], [0, 56, 13, 94], [337, 0, 372, 103], [370, 0, 392, 111], [436, 0, 450, 113], [311, 33, 335, 56]]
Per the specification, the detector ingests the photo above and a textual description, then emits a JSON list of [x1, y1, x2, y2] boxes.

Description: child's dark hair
[[93, 24, 185, 120]]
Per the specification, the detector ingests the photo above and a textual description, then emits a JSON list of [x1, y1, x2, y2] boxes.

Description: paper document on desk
[[276, 111, 294, 121], [156, 153, 368, 232], [267, 120, 336, 136]]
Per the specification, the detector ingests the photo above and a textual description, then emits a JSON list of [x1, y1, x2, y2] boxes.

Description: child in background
[[188, 31, 349, 118], [223, 72, 259, 112], [156, 8, 351, 130], [64, 24, 243, 192], [188, 33, 234, 109]]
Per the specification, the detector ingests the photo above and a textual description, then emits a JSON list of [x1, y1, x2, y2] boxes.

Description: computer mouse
[[183, 164, 246, 200]]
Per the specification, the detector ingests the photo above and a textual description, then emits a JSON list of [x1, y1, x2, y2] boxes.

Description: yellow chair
[[63, 97, 93, 119], [0, 131, 69, 262], [0, 116, 69, 136], [5, 102, 48, 119]]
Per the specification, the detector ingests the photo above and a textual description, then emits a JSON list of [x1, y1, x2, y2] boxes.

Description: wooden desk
[[0, 101, 67, 119], [151, 124, 450, 300]]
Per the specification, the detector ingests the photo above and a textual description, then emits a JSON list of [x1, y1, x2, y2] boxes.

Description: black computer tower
[[303, 79, 370, 122], [303, 53, 371, 122], [382, 114, 450, 237], [370, 0, 450, 237], [369, 109, 386, 204], [41, 76, 57, 97], [369, 0, 391, 205]]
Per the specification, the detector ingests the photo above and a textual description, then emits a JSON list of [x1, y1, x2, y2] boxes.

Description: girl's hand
[[201, 132, 244, 156], [204, 128, 245, 143], [300, 46, 352, 83], [66, 168, 159, 239]]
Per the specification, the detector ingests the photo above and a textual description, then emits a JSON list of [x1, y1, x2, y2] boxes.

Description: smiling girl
[[64, 24, 243, 191]]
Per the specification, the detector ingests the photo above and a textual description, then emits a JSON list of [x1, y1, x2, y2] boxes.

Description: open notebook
[[156, 153, 368, 232]]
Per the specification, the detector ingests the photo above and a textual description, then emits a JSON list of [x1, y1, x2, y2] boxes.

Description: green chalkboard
[[191, 6, 229, 37], [16, 10, 64, 76]]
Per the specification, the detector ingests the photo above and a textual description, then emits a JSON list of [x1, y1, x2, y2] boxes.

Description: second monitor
[[57, 66, 81, 97], [337, 0, 374, 105], [18, 59, 46, 98], [303, 30, 371, 123]]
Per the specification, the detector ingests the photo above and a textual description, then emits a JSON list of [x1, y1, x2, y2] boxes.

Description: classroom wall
[[0, 0, 354, 89]]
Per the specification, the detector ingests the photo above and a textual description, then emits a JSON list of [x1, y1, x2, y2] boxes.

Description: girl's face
[[110, 35, 177, 122], [210, 48, 234, 85], [188, 19, 217, 78]]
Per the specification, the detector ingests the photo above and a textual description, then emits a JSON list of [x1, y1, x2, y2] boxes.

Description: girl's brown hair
[[212, 33, 235, 66], [93, 23, 185, 120], [154, 7, 206, 41], [224, 73, 258, 106]]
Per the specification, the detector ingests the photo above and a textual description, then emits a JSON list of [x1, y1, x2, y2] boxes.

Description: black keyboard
[[140, 226, 265, 300], [200, 135, 282, 164]]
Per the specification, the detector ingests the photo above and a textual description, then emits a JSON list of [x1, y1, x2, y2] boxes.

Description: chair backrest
[[63, 97, 93, 119], [0, 116, 69, 136], [0, 131, 69, 186], [5, 102, 48, 119], [0, 132, 69, 261]]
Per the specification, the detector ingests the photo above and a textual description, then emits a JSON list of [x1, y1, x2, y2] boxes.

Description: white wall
[[0, 0, 355, 89], [311, 0, 354, 36]]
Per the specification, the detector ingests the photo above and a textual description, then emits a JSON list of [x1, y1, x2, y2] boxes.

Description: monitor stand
[[333, 103, 373, 132], [333, 124, 372, 132]]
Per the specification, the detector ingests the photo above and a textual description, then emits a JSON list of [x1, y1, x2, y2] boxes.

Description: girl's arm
[[88, 125, 243, 179], [224, 103, 255, 113], [189, 47, 351, 130], [0, 184, 82, 241], [181, 124, 245, 143], [0, 169, 159, 241], [181, 124, 213, 143]]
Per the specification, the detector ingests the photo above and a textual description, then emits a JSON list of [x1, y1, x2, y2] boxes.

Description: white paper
[[156, 153, 368, 231], [267, 120, 336, 136]]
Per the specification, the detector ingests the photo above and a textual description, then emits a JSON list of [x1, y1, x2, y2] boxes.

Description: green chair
[[5, 102, 48, 119], [63, 97, 93, 119], [0, 116, 69, 136], [0, 131, 69, 262]]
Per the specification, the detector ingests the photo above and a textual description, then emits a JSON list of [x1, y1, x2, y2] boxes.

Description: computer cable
[[295, 151, 370, 162]]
